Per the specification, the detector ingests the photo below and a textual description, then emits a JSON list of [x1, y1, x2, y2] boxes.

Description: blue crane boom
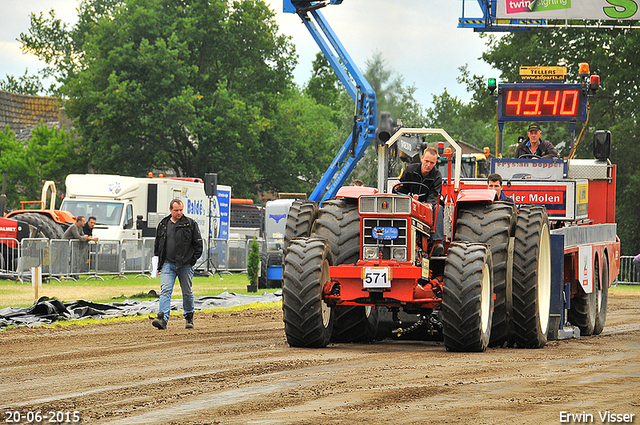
[[283, 0, 376, 202]]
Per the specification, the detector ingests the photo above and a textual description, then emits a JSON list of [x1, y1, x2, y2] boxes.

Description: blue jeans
[[159, 262, 195, 321], [433, 203, 444, 242]]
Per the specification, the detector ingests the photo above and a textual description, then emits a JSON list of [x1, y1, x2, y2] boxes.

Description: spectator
[[350, 179, 364, 186], [63, 216, 98, 242], [152, 199, 203, 330], [488, 173, 514, 203], [515, 123, 559, 159], [83, 216, 98, 240], [62, 216, 97, 279]]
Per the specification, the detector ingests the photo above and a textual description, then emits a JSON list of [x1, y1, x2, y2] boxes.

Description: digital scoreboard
[[497, 83, 587, 122]]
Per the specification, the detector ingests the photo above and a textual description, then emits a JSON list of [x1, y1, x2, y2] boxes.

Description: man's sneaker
[[152, 312, 167, 330], [432, 243, 445, 257], [185, 313, 194, 329]]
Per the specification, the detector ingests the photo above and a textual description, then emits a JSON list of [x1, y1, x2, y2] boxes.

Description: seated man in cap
[[515, 123, 559, 159]]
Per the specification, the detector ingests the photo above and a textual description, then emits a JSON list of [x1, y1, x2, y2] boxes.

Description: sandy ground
[[1, 293, 639, 425]]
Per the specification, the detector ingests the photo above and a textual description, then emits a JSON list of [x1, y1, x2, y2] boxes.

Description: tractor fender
[[455, 189, 496, 204], [335, 186, 377, 199]]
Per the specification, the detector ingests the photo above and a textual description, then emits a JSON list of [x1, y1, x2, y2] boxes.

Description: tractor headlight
[[391, 247, 407, 261], [363, 247, 378, 260]]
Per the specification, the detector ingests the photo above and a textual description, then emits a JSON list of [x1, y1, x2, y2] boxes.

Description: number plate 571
[[362, 267, 391, 288]]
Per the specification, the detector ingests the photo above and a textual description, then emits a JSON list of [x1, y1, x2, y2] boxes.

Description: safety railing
[[615, 256, 640, 285], [0, 237, 256, 281], [0, 238, 20, 277]]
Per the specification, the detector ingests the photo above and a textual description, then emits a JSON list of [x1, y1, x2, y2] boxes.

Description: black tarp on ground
[[0, 291, 282, 329]]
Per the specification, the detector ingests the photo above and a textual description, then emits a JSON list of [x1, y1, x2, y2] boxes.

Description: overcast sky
[[0, 0, 498, 109]]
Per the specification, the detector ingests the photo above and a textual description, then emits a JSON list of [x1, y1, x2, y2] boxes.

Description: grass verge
[[1, 301, 283, 331], [0, 273, 276, 309]]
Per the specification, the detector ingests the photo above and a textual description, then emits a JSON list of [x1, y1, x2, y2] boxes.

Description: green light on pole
[[488, 78, 497, 95]]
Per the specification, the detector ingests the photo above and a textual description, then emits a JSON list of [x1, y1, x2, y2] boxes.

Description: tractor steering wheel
[[392, 182, 430, 200], [518, 154, 542, 159]]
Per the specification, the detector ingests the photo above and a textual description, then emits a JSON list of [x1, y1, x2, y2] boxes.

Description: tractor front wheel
[[314, 198, 379, 343], [282, 238, 333, 348], [442, 242, 494, 352]]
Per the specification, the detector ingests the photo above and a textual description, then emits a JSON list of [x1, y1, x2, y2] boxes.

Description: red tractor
[[282, 129, 552, 352]]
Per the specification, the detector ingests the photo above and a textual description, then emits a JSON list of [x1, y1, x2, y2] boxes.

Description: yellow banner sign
[[519, 66, 567, 82]]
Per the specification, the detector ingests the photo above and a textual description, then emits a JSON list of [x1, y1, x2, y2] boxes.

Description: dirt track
[[1, 293, 639, 425]]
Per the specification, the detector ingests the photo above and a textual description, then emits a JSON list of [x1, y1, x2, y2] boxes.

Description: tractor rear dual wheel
[[11, 212, 64, 239], [512, 205, 552, 349], [442, 242, 494, 352], [284, 200, 318, 250], [454, 202, 516, 347], [314, 198, 379, 343], [282, 238, 334, 348]]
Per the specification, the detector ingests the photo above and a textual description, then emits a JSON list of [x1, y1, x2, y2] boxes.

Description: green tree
[[0, 70, 45, 96], [247, 237, 260, 285], [349, 52, 427, 185], [480, 26, 640, 254], [0, 124, 85, 210], [305, 53, 340, 111], [364, 51, 426, 126]]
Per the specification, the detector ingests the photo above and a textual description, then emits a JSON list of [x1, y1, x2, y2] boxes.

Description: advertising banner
[[497, 0, 640, 20], [216, 188, 231, 240]]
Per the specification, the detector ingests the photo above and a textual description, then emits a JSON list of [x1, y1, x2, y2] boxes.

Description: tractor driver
[[397, 147, 444, 255], [515, 123, 559, 159]]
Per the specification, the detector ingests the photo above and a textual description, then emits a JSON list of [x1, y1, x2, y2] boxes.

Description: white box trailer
[[60, 174, 231, 241]]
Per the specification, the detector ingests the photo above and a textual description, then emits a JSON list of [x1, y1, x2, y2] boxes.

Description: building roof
[[0, 90, 68, 140]]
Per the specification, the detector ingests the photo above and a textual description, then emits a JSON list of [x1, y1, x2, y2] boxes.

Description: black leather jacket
[[154, 215, 203, 268], [397, 162, 442, 206]]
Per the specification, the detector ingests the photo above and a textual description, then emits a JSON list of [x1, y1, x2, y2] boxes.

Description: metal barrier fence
[[615, 256, 640, 285], [0, 237, 260, 281], [20, 238, 50, 278], [0, 238, 20, 276]]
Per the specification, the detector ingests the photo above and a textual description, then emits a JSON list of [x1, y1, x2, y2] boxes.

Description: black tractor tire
[[442, 242, 494, 352], [284, 200, 318, 250], [314, 198, 379, 343], [512, 205, 552, 348], [593, 255, 609, 335], [570, 255, 603, 336], [313, 198, 360, 265], [11, 212, 64, 239], [454, 201, 516, 347], [258, 253, 268, 289], [331, 305, 379, 343], [569, 284, 597, 336], [282, 238, 334, 348]]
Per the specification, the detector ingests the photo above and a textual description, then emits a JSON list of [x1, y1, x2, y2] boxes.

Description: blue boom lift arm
[[283, 0, 377, 202]]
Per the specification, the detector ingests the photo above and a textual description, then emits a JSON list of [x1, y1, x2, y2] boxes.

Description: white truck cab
[[61, 174, 231, 241]]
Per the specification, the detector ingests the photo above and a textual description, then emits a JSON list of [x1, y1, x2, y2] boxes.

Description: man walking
[[152, 199, 203, 330]]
